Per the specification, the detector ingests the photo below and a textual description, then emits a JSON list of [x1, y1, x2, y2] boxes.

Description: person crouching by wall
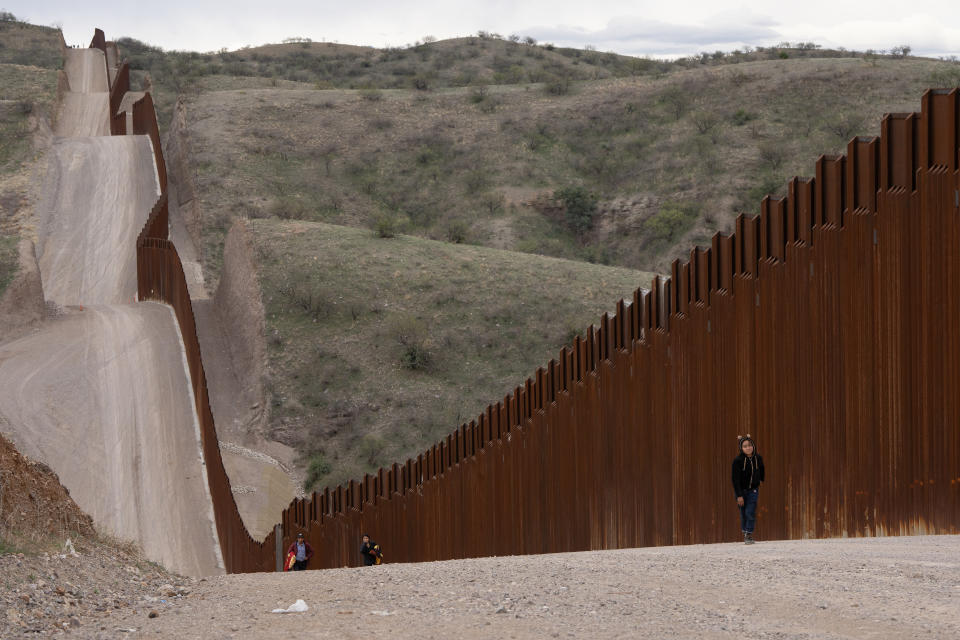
[[287, 532, 314, 571], [732, 435, 764, 545]]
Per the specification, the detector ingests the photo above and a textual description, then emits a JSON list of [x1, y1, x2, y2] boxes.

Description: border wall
[[102, 28, 960, 572], [260, 92, 960, 570]]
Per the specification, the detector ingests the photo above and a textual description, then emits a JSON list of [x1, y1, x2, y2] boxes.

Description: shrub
[[644, 201, 700, 243], [658, 86, 688, 120], [357, 435, 387, 468], [304, 453, 332, 491], [401, 343, 431, 370], [554, 185, 598, 234], [446, 220, 468, 243], [731, 108, 757, 126], [373, 211, 401, 238], [758, 141, 786, 170], [469, 86, 488, 103], [478, 97, 499, 113], [544, 74, 572, 95], [269, 196, 313, 220], [822, 112, 864, 141], [359, 88, 383, 101], [480, 192, 506, 216], [692, 111, 719, 135]]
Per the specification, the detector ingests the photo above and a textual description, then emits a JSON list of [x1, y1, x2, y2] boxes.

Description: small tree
[[645, 201, 700, 243], [891, 44, 912, 58], [658, 85, 688, 120], [554, 186, 599, 235]]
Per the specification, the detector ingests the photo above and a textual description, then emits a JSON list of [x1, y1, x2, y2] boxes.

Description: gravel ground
[[1, 536, 192, 637], [88, 535, 959, 640]]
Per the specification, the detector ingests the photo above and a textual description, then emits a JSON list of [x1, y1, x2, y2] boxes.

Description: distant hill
[[180, 52, 960, 285], [0, 18, 62, 69], [0, 20, 60, 250]]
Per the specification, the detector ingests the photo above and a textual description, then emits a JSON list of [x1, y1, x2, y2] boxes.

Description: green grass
[[0, 20, 63, 70], [252, 219, 654, 489], [0, 234, 18, 297], [0, 63, 58, 173], [0, 534, 17, 554]]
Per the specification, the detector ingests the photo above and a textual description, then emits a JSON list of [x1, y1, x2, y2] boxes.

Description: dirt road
[[92, 534, 959, 639], [56, 49, 109, 137], [35, 136, 159, 305], [0, 40, 223, 575], [0, 304, 222, 575]]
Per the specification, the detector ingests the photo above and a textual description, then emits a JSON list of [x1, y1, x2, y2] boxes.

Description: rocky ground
[[0, 538, 194, 637], [1, 433, 192, 637], [97, 535, 960, 639]]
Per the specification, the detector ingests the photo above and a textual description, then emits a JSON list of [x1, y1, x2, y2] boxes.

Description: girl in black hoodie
[[731, 435, 764, 544]]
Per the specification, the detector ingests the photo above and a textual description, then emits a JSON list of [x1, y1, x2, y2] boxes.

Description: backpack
[[372, 543, 383, 565]]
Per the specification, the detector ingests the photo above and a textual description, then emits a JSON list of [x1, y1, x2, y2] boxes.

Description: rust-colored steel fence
[[109, 62, 129, 120], [252, 90, 960, 571], [113, 17, 958, 573], [131, 92, 167, 192], [88, 29, 105, 54]]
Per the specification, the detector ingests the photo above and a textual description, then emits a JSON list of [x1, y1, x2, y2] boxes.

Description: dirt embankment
[[164, 97, 202, 255], [0, 239, 45, 342], [210, 220, 269, 438], [195, 220, 298, 539], [0, 432, 93, 538]]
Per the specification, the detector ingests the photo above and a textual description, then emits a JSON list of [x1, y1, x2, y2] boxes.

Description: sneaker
[[745, 532, 755, 545]]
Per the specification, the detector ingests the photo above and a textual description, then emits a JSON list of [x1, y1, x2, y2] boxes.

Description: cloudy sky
[[8, 0, 960, 58]]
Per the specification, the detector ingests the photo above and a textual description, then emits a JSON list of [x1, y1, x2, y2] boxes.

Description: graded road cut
[[0, 39, 223, 575], [0, 304, 222, 576]]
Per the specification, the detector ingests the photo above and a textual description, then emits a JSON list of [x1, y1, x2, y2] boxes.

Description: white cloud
[[526, 11, 782, 56], [6, 0, 960, 57]]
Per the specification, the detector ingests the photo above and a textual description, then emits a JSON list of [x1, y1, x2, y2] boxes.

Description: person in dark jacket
[[287, 532, 314, 570], [360, 534, 381, 566], [731, 434, 764, 545]]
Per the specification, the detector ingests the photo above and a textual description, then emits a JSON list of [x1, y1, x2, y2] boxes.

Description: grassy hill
[[0, 18, 62, 70], [251, 219, 654, 489], [182, 54, 960, 291], [0, 18, 61, 265]]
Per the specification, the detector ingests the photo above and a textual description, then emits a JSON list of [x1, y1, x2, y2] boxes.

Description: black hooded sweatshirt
[[731, 448, 765, 498]]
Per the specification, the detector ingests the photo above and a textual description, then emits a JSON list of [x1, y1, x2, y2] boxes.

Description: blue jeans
[[739, 489, 759, 533]]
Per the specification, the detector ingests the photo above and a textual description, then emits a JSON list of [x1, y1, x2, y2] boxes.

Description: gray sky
[[10, 1, 960, 58]]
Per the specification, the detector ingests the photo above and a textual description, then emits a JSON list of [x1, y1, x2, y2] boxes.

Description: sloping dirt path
[[0, 46, 223, 575], [36, 135, 158, 305], [0, 304, 222, 576]]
